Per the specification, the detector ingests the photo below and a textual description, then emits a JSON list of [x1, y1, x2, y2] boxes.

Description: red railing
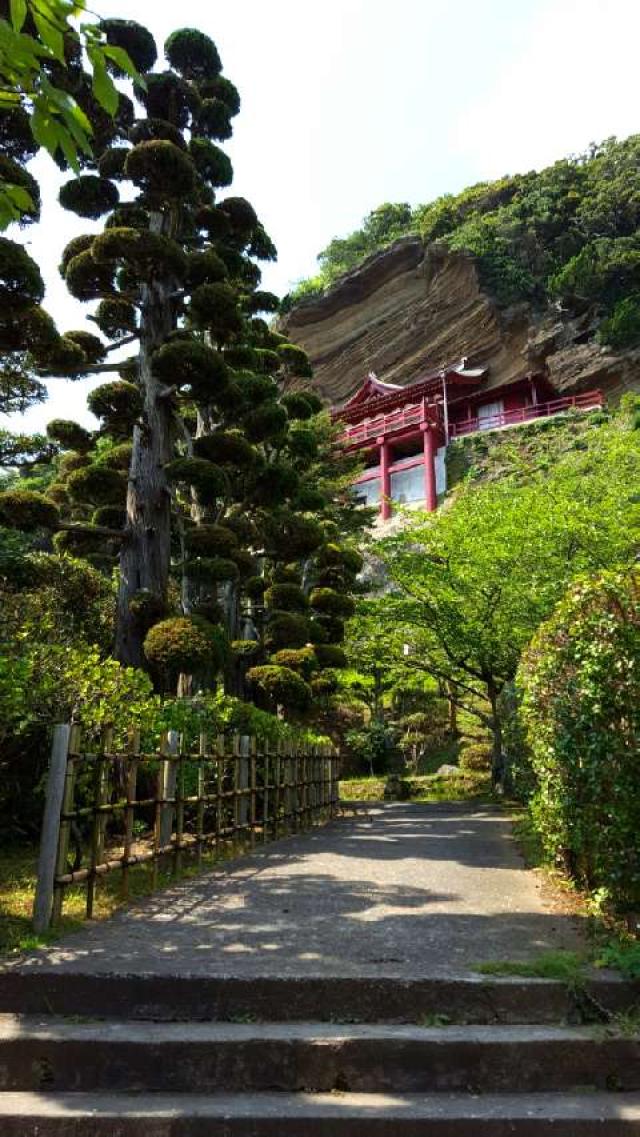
[[449, 390, 603, 439], [340, 398, 442, 447]]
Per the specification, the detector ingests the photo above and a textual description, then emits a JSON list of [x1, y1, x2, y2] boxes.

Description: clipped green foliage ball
[[97, 147, 128, 179], [96, 442, 133, 471], [128, 589, 167, 626], [100, 18, 158, 73], [189, 138, 232, 187], [0, 236, 44, 308], [64, 330, 106, 364], [64, 250, 115, 301], [92, 505, 126, 528], [58, 450, 91, 476], [60, 234, 96, 274], [165, 28, 222, 79], [0, 489, 59, 531], [247, 290, 280, 315], [244, 403, 288, 444], [195, 204, 231, 239], [311, 672, 339, 697], [293, 487, 327, 512], [231, 639, 260, 659], [185, 524, 238, 558], [140, 71, 200, 128], [144, 615, 225, 677], [246, 664, 312, 712], [189, 281, 241, 336], [264, 583, 308, 613], [312, 614, 345, 643], [195, 98, 232, 141], [186, 249, 227, 288], [314, 643, 347, 669], [309, 587, 356, 618], [47, 419, 92, 452], [59, 175, 119, 219], [66, 465, 127, 506], [219, 195, 258, 235], [278, 343, 313, 378], [129, 116, 186, 149], [264, 611, 310, 651], [165, 457, 226, 498], [125, 140, 196, 201], [153, 338, 227, 399], [203, 75, 240, 116], [53, 529, 105, 556], [93, 227, 186, 281], [264, 512, 324, 558], [281, 393, 314, 421], [244, 576, 266, 601], [185, 556, 239, 583], [270, 646, 317, 677], [88, 381, 143, 434], [250, 462, 299, 507], [193, 430, 255, 468]]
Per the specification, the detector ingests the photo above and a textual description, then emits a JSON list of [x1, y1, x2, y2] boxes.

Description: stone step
[[2, 1017, 639, 1094], [1, 969, 635, 1024], [1, 1091, 640, 1135]]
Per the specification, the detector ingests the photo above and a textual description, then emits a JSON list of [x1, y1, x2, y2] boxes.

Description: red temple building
[[334, 360, 603, 521]]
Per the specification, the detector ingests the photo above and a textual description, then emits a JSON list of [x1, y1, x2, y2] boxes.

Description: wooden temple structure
[[333, 360, 603, 520]]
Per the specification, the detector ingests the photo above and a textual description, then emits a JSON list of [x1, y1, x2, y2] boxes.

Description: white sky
[[5, 0, 640, 433]]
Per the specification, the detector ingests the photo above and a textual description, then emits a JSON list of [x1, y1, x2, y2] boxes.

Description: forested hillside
[[287, 135, 640, 351]]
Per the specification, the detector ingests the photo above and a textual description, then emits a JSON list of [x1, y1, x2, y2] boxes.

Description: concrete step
[[2, 1091, 640, 1135], [1, 969, 636, 1023], [2, 1017, 639, 1094]]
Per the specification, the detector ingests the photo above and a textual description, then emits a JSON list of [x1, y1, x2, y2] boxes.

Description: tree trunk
[[487, 681, 505, 789], [115, 217, 176, 668]]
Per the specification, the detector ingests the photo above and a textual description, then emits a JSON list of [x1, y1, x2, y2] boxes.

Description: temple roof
[[337, 358, 488, 422]]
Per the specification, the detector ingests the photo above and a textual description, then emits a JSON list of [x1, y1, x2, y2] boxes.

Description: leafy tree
[[360, 407, 640, 783], [0, 0, 140, 226]]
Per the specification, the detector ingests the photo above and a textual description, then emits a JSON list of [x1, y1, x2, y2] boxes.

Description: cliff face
[[281, 237, 640, 406]]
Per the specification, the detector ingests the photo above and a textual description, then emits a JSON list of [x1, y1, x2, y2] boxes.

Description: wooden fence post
[[33, 724, 70, 934], [159, 730, 179, 849]]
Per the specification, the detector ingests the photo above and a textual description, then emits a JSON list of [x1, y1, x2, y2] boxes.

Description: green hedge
[[518, 569, 640, 911]]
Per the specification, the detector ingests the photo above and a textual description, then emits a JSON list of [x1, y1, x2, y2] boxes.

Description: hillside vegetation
[[287, 135, 640, 350]]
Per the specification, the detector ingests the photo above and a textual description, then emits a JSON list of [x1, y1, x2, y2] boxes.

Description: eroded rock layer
[[281, 238, 640, 406]]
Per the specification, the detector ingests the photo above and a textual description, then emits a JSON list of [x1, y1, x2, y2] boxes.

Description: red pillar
[[379, 438, 391, 520], [423, 428, 437, 512]]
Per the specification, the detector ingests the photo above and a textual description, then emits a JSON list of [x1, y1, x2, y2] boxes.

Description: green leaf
[[102, 43, 141, 83], [0, 90, 21, 105], [91, 56, 118, 116], [31, 104, 59, 155], [9, 0, 27, 32], [32, 8, 65, 62]]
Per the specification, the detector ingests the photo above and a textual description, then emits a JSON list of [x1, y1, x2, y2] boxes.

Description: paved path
[[16, 803, 583, 979]]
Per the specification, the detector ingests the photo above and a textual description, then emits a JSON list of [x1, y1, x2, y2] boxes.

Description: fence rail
[[33, 724, 339, 933], [449, 390, 604, 438]]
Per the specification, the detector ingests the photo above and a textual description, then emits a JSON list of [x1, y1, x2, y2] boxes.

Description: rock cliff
[[280, 237, 640, 407]]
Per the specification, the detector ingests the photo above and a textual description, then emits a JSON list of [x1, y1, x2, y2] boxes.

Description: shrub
[[185, 556, 239, 583], [193, 429, 255, 467], [165, 457, 226, 498], [309, 587, 356, 618], [244, 576, 267, 600], [88, 381, 143, 433], [519, 570, 640, 909], [144, 615, 225, 679], [246, 664, 312, 712], [46, 419, 93, 452], [125, 141, 197, 201], [153, 339, 227, 399], [264, 611, 310, 651], [0, 236, 44, 308], [314, 643, 347, 669], [459, 742, 492, 772], [59, 176, 119, 219], [185, 524, 238, 558], [164, 28, 221, 79], [264, 583, 308, 613], [189, 139, 233, 188], [271, 646, 317, 676], [92, 505, 126, 528], [66, 465, 127, 506], [0, 490, 59, 531], [100, 18, 158, 73]]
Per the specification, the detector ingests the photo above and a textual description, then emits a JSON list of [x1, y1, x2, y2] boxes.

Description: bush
[[246, 664, 312, 713], [264, 583, 308, 612], [519, 570, 640, 910], [264, 611, 310, 651], [66, 465, 127, 506], [314, 643, 347, 669], [0, 490, 59, 531], [458, 742, 492, 772], [144, 615, 225, 680], [59, 175, 119, 219], [185, 524, 238, 557], [309, 587, 356, 618]]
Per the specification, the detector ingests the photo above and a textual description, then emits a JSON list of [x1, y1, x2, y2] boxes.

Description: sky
[[5, 0, 640, 432]]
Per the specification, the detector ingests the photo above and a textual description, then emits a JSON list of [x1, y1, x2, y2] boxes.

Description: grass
[[339, 771, 492, 804], [476, 950, 588, 986], [0, 837, 252, 960]]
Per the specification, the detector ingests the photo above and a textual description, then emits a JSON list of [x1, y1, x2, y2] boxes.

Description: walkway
[[16, 803, 582, 979]]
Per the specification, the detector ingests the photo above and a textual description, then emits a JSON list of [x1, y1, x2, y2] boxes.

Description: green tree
[[363, 409, 640, 783]]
